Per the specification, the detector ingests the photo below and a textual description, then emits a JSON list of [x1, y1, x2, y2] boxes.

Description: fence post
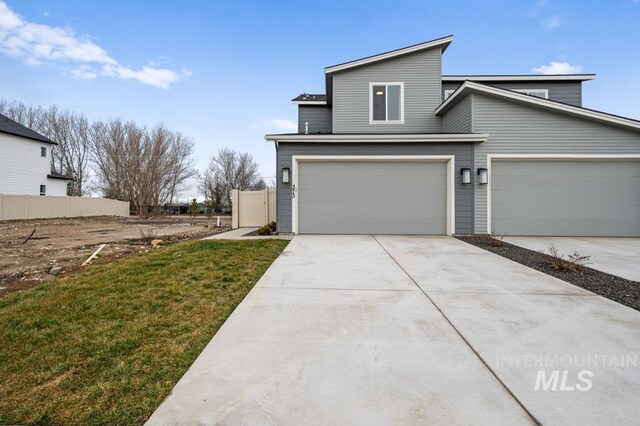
[[264, 188, 269, 225], [24, 195, 29, 219], [231, 189, 239, 229]]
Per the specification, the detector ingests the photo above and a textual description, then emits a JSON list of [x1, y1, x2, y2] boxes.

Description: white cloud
[[260, 119, 297, 131], [0, 1, 186, 89], [70, 64, 97, 79], [252, 119, 297, 132], [543, 14, 564, 30], [532, 61, 584, 74]]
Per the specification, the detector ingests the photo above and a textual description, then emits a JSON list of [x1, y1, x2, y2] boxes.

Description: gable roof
[[435, 81, 640, 133], [442, 74, 595, 82], [0, 113, 56, 144], [325, 35, 453, 75]]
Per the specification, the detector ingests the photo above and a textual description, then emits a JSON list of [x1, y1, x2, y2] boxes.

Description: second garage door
[[492, 159, 640, 236], [298, 161, 448, 234]]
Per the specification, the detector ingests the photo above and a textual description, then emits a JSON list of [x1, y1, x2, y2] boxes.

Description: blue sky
[[1, 0, 639, 198]]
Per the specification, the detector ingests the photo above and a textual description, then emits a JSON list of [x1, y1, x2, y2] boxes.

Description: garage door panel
[[494, 218, 634, 237], [492, 160, 640, 237], [298, 161, 447, 235], [300, 188, 446, 205], [300, 202, 448, 219], [493, 176, 639, 191], [300, 176, 447, 191], [494, 190, 640, 206]]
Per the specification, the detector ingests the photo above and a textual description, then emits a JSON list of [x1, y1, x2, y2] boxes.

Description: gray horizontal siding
[[471, 93, 640, 233], [333, 48, 443, 133], [276, 142, 474, 234], [298, 106, 332, 134], [443, 81, 583, 106], [442, 94, 472, 133]]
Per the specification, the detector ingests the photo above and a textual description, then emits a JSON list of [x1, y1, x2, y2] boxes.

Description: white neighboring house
[[0, 113, 72, 196]]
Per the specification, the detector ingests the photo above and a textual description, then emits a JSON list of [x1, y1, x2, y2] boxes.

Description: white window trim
[[512, 88, 549, 99], [443, 89, 456, 100], [39, 184, 46, 196], [291, 155, 455, 236], [369, 82, 405, 124], [485, 154, 640, 234]]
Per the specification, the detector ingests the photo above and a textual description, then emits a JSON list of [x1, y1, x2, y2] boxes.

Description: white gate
[[231, 188, 276, 228]]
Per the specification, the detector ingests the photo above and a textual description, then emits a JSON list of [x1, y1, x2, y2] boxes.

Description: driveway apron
[[147, 235, 640, 425]]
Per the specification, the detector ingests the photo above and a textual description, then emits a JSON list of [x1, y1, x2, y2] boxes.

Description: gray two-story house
[[266, 35, 640, 237]]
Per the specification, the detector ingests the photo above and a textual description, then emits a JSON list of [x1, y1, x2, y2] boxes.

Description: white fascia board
[[292, 100, 327, 105], [325, 36, 453, 74], [442, 74, 596, 82], [435, 81, 640, 131], [264, 133, 489, 143]]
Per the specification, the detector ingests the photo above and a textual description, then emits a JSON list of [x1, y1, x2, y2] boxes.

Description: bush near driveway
[[0, 239, 288, 425]]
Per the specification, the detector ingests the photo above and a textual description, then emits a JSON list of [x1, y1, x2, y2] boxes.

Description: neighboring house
[[0, 113, 72, 196], [266, 35, 640, 237]]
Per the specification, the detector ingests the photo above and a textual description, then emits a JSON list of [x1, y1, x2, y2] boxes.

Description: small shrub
[[256, 222, 277, 236], [544, 245, 591, 273], [189, 198, 200, 218], [476, 230, 507, 248], [489, 229, 507, 247]]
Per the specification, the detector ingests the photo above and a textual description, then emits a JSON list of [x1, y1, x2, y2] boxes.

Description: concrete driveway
[[505, 237, 640, 281], [147, 236, 640, 425]]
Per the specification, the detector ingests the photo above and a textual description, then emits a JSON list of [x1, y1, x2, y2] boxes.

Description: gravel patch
[[457, 235, 640, 312]]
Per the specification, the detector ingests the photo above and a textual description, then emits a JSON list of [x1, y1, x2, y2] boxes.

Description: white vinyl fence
[[231, 188, 276, 228], [0, 194, 129, 221]]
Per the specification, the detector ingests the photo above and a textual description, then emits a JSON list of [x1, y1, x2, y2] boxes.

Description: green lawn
[[0, 239, 289, 425]]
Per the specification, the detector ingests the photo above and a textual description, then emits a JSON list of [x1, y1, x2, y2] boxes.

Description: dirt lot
[[0, 216, 230, 297]]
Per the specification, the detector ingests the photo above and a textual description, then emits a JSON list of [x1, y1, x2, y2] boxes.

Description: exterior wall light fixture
[[282, 167, 291, 184], [477, 168, 488, 185], [461, 168, 471, 184]]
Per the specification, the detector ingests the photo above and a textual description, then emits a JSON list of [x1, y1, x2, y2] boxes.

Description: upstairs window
[[41, 147, 47, 157], [370, 82, 404, 124], [40, 185, 46, 196], [513, 88, 549, 99]]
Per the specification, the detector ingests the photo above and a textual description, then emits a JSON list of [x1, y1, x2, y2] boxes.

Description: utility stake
[[83, 244, 106, 266]]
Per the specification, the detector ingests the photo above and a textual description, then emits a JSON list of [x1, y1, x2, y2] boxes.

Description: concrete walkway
[[505, 236, 640, 281], [147, 236, 640, 425]]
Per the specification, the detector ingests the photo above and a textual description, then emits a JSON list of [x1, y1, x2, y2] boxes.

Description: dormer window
[[370, 82, 404, 124], [513, 89, 549, 99]]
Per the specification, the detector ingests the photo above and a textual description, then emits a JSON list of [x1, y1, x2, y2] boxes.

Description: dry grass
[[0, 239, 288, 425]]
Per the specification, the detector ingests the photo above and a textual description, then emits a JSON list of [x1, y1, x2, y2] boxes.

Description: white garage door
[[297, 161, 448, 235], [492, 159, 640, 236]]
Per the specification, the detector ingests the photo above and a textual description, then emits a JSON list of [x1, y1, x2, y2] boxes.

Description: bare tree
[[92, 120, 196, 214], [1, 97, 197, 211], [200, 148, 265, 210]]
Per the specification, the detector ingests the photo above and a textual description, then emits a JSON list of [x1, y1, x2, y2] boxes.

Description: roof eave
[[265, 133, 489, 143], [442, 74, 596, 82], [292, 100, 328, 106], [324, 35, 453, 75], [47, 173, 74, 181], [0, 130, 57, 144]]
